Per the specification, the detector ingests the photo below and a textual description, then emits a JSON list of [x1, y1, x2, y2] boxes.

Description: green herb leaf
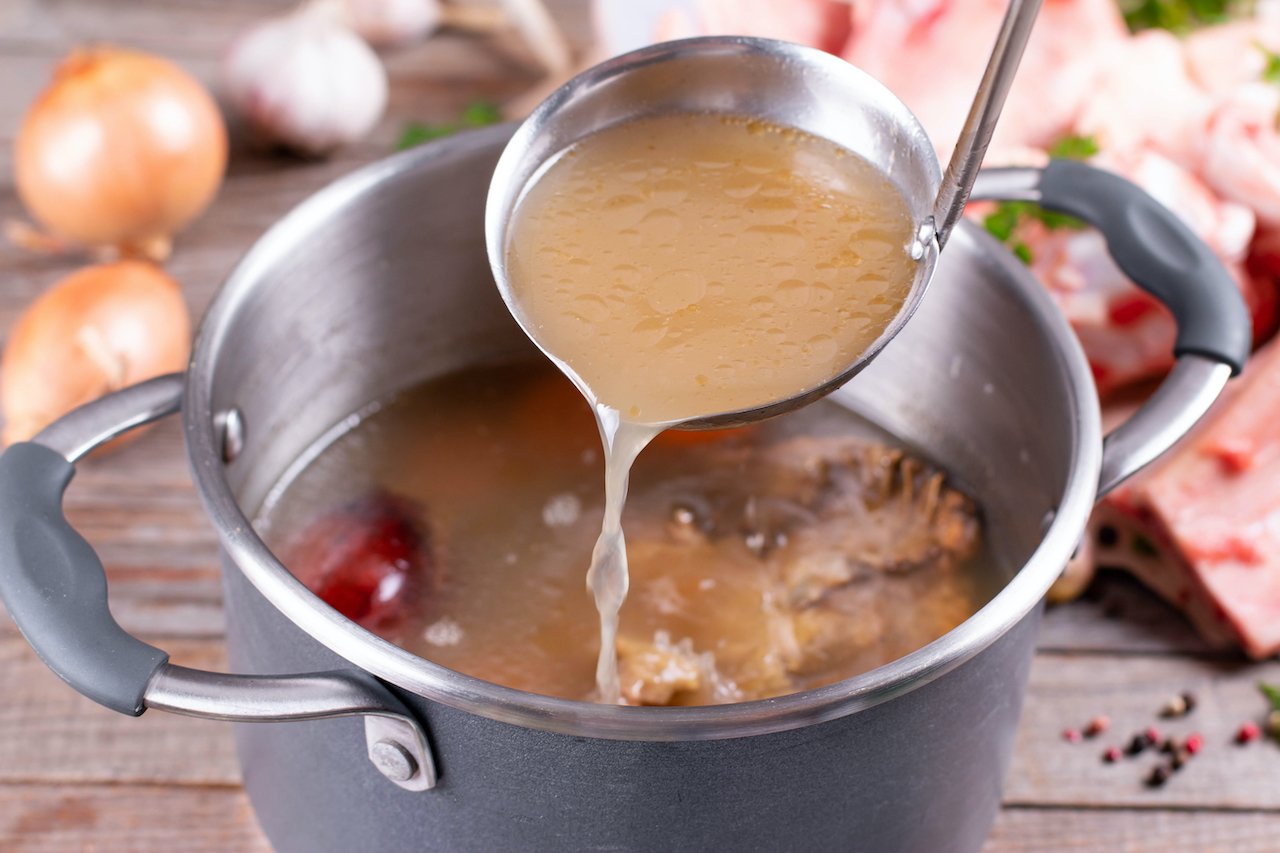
[[1261, 682, 1280, 712], [1259, 43, 1280, 85], [1120, 0, 1232, 34], [1027, 207, 1087, 231], [396, 123, 458, 150], [1048, 134, 1100, 161], [460, 101, 502, 127], [1012, 242, 1034, 264], [983, 203, 1022, 242], [395, 101, 503, 151]]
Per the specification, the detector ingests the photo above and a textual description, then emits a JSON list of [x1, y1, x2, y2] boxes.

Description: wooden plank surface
[[987, 808, 1280, 852], [1, 1, 1279, 851], [0, 785, 271, 853]]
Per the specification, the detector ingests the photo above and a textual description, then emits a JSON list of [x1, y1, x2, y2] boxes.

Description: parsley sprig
[[1118, 0, 1235, 33], [396, 101, 502, 151]]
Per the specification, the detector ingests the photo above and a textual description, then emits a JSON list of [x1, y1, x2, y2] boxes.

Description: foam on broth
[[504, 114, 920, 701]]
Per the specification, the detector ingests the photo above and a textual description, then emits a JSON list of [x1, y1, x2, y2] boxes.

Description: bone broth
[[499, 114, 921, 701], [504, 113, 918, 423], [261, 361, 993, 706]]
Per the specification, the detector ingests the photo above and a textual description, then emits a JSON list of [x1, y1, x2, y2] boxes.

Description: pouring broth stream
[[505, 113, 919, 702]]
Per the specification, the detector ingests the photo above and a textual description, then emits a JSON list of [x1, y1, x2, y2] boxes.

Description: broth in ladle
[[502, 114, 920, 701]]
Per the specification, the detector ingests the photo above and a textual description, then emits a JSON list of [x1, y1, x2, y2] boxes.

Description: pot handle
[[0, 375, 436, 792], [970, 160, 1248, 495]]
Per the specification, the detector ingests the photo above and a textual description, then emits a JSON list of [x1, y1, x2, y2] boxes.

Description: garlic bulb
[[224, 3, 388, 156], [343, 0, 443, 47]]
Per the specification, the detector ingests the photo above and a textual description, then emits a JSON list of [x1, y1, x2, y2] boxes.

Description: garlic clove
[[342, 0, 444, 48], [224, 4, 389, 156]]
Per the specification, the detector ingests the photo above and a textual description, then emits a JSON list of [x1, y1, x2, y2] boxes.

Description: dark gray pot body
[[225, 560, 1038, 853]]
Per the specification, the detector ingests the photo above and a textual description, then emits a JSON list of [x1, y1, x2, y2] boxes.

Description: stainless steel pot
[[0, 125, 1248, 853]]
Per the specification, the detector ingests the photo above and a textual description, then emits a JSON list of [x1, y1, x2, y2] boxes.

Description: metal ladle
[[485, 0, 1037, 428]]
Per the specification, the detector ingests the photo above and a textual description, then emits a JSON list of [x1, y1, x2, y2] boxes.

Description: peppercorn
[[1185, 733, 1204, 755], [1125, 734, 1148, 756], [1102, 746, 1122, 763], [1237, 722, 1261, 744], [1144, 726, 1162, 746], [1146, 765, 1171, 787], [1062, 727, 1083, 743], [1170, 748, 1190, 771], [1085, 715, 1110, 738], [1102, 599, 1125, 619], [1160, 691, 1198, 718], [1159, 737, 1177, 755]]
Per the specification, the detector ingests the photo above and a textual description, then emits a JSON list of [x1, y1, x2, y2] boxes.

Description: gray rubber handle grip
[[1038, 159, 1251, 375], [0, 442, 169, 715]]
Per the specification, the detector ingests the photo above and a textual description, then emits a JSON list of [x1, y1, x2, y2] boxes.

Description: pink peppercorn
[[1085, 715, 1110, 737], [1063, 728, 1083, 743], [1144, 725, 1162, 745], [1102, 746, 1122, 763], [1185, 733, 1204, 755], [1237, 722, 1261, 744]]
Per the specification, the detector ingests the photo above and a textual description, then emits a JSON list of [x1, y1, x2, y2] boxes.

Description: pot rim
[[184, 125, 1102, 741]]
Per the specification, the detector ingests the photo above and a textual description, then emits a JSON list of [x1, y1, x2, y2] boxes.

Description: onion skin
[[15, 48, 227, 255], [1, 261, 191, 448]]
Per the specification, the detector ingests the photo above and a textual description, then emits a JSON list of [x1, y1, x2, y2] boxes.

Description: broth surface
[[505, 113, 919, 423], [260, 362, 996, 705]]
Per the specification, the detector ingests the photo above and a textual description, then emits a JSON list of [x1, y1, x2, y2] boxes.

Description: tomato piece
[[280, 491, 428, 629]]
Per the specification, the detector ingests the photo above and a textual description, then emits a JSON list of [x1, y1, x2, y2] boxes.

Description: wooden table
[[2, 2, 1279, 850]]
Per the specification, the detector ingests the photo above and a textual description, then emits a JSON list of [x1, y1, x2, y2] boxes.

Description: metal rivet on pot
[[214, 409, 245, 464], [370, 738, 418, 783]]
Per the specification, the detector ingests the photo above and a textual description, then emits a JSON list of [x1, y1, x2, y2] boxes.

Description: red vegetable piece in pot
[[281, 491, 429, 629]]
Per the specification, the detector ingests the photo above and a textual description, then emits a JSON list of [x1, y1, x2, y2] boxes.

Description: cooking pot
[[0, 122, 1247, 852]]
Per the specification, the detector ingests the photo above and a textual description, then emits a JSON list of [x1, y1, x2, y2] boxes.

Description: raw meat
[[843, 0, 1128, 156], [1098, 340, 1280, 658], [1183, 13, 1280, 95], [616, 436, 981, 703], [1200, 84, 1280, 228]]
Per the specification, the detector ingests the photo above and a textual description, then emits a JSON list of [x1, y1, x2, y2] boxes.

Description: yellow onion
[[1, 261, 191, 447], [15, 47, 227, 259]]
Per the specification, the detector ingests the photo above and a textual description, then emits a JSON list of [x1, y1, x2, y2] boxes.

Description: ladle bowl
[[485, 37, 944, 428]]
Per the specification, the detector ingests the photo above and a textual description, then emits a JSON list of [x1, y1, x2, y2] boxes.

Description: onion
[[1, 261, 191, 447], [14, 48, 227, 259]]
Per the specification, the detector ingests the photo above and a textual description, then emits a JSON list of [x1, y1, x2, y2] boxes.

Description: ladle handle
[[0, 376, 436, 791], [971, 161, 1250, 495], [933, 0, 1043, 248]]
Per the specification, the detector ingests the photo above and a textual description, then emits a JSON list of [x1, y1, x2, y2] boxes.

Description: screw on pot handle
[[971, 160, 1248, 495], [0, 375, 435, 791]]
